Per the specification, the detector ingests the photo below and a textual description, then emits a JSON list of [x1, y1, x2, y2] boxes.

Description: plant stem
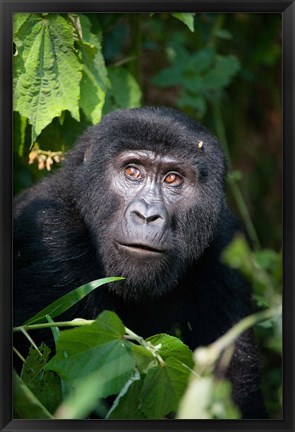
[[13, 318, 95, 333], [212, 102, 261, 250], [195, 305, 281, 370]]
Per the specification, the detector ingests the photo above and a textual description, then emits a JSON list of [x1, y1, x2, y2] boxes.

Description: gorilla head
[[14, 107, 267, 419], [64, 107, 226, 299]]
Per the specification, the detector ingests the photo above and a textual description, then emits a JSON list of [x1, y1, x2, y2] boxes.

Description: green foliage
[[21, 344, 61, 413], [23, 277, 124, 325], [14, 14, 82, 145], [103, 66, 142, 112], [222, 235, 282, 418], [152, 45, 240, 117], [76, 14, 109, 124], [13, 370, 54, 419], [13, 12, 282, 420], [171, 13, 196, 32], [14, 306, 195, 419]]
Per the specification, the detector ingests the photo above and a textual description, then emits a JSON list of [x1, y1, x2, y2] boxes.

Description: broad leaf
[[104, 66, 142, 112], [106, 370, 147, 419], [46, 311, 135, 397], [78, 14, 109, 124], [140, 357, 191, 419], [13, 13, 82, 144]]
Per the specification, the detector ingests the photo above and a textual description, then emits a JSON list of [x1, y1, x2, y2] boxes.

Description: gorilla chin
[[104, 243, 181, 300]]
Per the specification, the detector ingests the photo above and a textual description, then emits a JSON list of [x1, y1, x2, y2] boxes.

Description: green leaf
[[204, 55, 240, 91], [131, 344, 156, 373], [172, 13, 195, 32], [104, 66, 142, 112], [21, 343, 62, 413], [13, 13, 31, 38], [46, 311, 135, 397], [108, 377, 147, 419], [13, 370, 54, 419], [13, 111, 28, 156], [13, 13, 82, 144], [178, 93, 207, 116], [140, 357, 191, 419], [24, 277, 123, 325], [152, 66, 183, 87], [78, 14, 109, 124], [147, 334, 194, 368], [107, 369, 147, 419]]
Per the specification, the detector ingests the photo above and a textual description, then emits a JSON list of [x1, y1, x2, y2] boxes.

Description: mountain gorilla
[[14, 107, 266, 418]]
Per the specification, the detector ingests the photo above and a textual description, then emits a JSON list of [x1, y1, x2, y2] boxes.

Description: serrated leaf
[[24, 277, 123, 325], [13, 370, 53, 419], [78, 14, 109, 123], [13, 13, 82, 144], [140, 357, 191, 418], [21, 343, 62, 413], [172, 13, 195, 32], [13, 13, 31, 38]]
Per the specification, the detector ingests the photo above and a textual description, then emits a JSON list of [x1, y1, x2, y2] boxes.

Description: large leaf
[[24, 277, 123, 325], [104, 66, 142, 112], [140, 357, 191, 419], [78, 14, 109, 124], [46, 311, 135, 396], [106, 369, 147, 419], [13, 13, 82, 144]]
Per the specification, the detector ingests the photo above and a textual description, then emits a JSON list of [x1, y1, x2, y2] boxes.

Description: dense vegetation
[[13, 13, 282, 420]]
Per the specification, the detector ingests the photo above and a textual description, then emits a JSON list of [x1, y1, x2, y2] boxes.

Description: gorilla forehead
[[91, 106, 222, 161]]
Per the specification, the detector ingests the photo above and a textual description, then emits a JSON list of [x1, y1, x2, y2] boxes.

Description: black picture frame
[[1, 1, 294, 431]]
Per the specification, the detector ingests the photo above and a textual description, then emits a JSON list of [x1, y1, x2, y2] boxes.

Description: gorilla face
[[98, 150, 198, 299], [71, 107, 226, 299]]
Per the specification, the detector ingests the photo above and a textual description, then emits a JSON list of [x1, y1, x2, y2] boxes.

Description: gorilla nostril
[[132, 210, 162, 224], [132, 210, 146, 222], [146, 214, 162, 223]]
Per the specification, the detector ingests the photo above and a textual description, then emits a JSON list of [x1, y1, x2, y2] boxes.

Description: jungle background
[[13, 13, 282, 420]]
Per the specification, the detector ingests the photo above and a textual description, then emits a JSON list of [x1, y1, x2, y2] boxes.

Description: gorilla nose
[[128, 199, 168, 225]]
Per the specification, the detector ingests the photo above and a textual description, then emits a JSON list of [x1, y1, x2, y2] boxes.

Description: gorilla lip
[[116, 242, 164, 255]]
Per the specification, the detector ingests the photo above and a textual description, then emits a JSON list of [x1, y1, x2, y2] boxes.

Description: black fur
[[14, 107, 266, 418]]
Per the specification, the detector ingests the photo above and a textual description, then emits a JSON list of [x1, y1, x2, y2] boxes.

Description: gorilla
[[13, 106, 266, 419]]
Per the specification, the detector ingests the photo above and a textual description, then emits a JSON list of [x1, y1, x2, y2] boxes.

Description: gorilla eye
[[164, 172, 183, 186], [124, 165, 142, 181]]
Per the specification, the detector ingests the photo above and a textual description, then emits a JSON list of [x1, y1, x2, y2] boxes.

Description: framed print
[[0, 1, 294, 431]]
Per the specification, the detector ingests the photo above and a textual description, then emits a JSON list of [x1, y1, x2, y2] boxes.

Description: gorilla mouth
[[116, 242, 165, 255]]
